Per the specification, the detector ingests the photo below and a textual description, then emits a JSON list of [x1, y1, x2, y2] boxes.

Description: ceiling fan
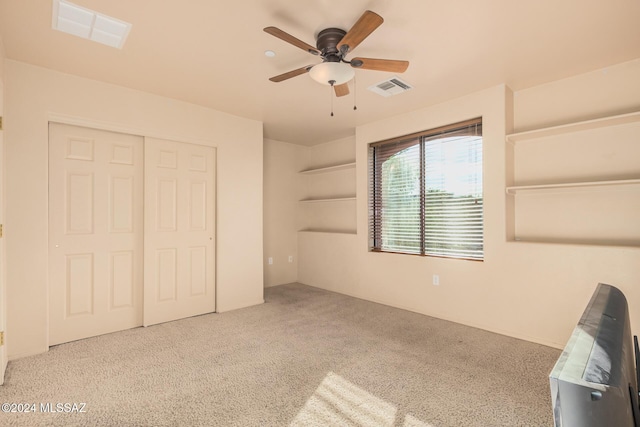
[[264, 10, 409, 97]]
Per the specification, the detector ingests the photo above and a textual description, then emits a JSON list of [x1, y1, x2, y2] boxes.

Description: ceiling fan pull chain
[[329, 80, 335, 117], [353, 75, 358, 111]]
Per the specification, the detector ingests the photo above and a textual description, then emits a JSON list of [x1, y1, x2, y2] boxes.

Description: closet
[[48, 123, 215, 345]]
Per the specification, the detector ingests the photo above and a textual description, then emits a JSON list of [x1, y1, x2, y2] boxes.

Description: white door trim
[[46, 113, 219, 149], [0, 120, 6, 383]]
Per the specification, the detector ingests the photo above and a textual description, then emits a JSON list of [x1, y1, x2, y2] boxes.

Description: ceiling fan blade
[[334, 83, 349, 97], [351, 57, 409, 73], [338, 10, 384, 54], [264, 27, 320, 55], [268, 65, 313, 82]]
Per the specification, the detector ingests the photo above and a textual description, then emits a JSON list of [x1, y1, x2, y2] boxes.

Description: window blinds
[[369, 118, 483, 260]]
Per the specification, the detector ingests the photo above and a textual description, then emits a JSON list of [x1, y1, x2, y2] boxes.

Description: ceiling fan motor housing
[[310, 27, 354, 86], [316, 28, 347, 61]]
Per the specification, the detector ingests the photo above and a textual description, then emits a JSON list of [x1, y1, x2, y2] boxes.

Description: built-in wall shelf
[[508, 237, 640, 249], [506, 111, 640, 144], [299, 162, 356, 175], [298, 229, 357, 235], [506, 178, 640, 194], [299, 196, 356, 203]]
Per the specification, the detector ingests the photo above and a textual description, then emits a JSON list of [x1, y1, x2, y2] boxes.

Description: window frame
[[368, 117, 484, 261]]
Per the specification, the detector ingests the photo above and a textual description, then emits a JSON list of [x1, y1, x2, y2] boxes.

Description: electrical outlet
[[288, 255, 293, 263], [433, 274, 440, 286], [268, 257, 273, 265]]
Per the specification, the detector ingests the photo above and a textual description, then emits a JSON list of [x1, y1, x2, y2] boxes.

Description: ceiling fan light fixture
[[309, 62, 355, 86]]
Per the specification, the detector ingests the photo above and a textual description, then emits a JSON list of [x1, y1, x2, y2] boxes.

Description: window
[[369, 118, 483, 260]]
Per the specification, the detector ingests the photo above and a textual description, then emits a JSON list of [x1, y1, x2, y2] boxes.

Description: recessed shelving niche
[[506, 111, 640, 247], [298, 160, 357, 235]]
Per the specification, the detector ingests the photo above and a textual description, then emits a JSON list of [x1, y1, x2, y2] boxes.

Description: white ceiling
[[1, 0, 639, 146]]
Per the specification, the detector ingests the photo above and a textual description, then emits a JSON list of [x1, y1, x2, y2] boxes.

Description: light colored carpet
[[0, 283, 560, 426]]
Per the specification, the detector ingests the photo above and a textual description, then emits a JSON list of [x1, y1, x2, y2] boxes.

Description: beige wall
[[263, 139, 305, 287], [299, 59, 640, 349], [514, 58, 640, 132], [263, 136, 356, 287], [304, 136, 356, 169], [4, 60, 264, 359]]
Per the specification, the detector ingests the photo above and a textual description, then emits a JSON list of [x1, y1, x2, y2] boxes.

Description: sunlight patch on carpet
[[403, 414, 435, 426], [291, 372, 435, 426]]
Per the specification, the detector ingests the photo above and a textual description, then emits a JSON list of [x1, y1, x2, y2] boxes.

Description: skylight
[[52, 0, 131, 49]]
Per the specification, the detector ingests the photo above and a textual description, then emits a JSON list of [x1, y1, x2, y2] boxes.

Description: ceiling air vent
[[52, 0, 132, 49], [368, 76, 413, 97]]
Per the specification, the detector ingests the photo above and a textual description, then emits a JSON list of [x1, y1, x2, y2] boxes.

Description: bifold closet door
[[48, 123, 144, 346], [143, 138, 216, 326]]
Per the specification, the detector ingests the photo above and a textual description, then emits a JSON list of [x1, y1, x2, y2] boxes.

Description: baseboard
[[8, 345, 50, 361], [217, 299, 265, 313]]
